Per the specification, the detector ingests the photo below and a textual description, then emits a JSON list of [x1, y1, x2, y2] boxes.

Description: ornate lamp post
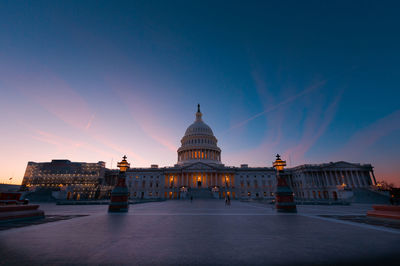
[[273, 154, 297, 213], [108, 155, 130, 212]]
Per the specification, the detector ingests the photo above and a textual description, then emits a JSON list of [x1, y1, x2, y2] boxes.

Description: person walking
[[190, 195, 193, 203]]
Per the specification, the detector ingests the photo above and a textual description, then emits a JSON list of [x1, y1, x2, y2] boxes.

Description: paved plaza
[[0, 200, 399, 265]]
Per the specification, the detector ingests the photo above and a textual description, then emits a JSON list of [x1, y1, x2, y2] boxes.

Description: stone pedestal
[[0, 192, 44, 221], [275, 175, 297, 213], [367, 205, 400, 220], [108, 172, 129, 212]]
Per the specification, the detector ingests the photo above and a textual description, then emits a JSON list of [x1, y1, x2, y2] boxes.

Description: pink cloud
[[0, 63, 94, 131], [90, 133, 149, 166], [337, 109, 400, 157], [30, 129, 119, 161], [105, 77, 178, 153], [283, 90, 343, 163]]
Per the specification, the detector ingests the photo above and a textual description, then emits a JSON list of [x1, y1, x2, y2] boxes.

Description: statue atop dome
[[196, 103, 202, 121]]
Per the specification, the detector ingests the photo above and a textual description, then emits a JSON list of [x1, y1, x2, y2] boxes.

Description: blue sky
[[0, 0, 399, 185]]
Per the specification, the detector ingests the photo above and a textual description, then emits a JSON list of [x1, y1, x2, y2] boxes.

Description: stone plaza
[[0, 200, 399, 265]]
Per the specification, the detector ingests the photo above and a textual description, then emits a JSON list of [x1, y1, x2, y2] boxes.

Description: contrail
[[225, 80, 326, 133]]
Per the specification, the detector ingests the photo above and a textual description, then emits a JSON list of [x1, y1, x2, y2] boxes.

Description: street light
[[109, 155, 130, 213], [273, 154, 286, 172], [117, 155, 130, 172], [272, 154, 296, 213]]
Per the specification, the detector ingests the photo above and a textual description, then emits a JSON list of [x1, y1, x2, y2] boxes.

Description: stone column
[[323, 171, 330, 187], [343, 171, 349, 187], [350, 170, 358, 187], [365, 171, 372, 185], [342, 170, 348, 185], [348, 171, 354, 187], [326, 171, 331, 186], [330, 171, 335, 186], [335, 171, 340, 185], [355, 171, 362, 187], [370, 170, 377, 185], [349, 171, 354, 186]]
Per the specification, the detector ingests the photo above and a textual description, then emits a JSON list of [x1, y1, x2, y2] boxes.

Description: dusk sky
[[0, 0, 399, 185]]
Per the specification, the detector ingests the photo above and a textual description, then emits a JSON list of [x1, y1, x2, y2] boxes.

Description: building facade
[[111, 106, 376, 201], [22, 106, 377, 201], [21, 160, 111, 200]]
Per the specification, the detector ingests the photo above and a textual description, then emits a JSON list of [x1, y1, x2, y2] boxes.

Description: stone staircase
[[352, 188, 390, 204], [191, 188, 214, 199]]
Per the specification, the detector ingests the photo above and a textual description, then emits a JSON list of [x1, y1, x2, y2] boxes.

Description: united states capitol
[[22, 105, 377, 202]]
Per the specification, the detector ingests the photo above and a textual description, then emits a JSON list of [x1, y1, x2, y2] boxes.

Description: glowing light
[[273, 154, 286, 171], [117, 155, 130, 172]]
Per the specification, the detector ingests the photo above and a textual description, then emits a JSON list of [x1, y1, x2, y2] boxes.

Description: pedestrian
[[225, 196, 228, 206], [190, 195, 193, 203], [227, 195, 231, 206]]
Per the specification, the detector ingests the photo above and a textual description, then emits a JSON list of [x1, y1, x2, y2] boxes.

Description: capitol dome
[[177, 105, 222, 165]]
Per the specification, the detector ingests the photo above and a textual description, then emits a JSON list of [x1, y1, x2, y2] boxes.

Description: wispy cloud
[[106, 77, 178, 153], [336, 109, 400, 158], [31, 129, 119, 162], [85, 114, 96, 130], [0, 63, 93, 131], [283, 90, 343, 164], [227, 80, 326, 132]]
